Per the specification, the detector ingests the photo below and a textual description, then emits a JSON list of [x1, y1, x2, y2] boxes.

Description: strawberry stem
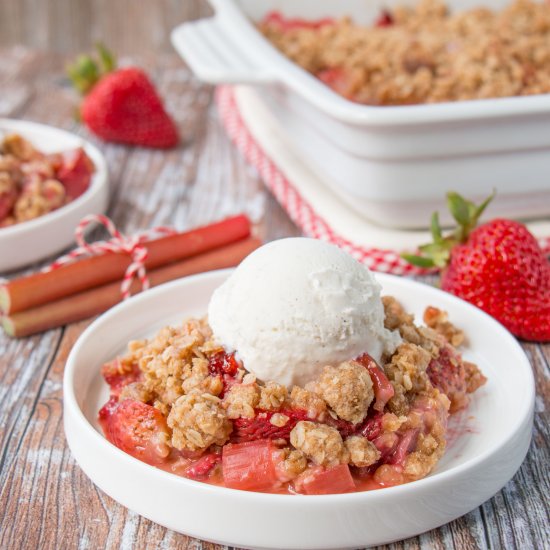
[[67, 55, 100, 95], [401, 190, 496, 269], [96, 43, 117, 74], [447, 189, 496, 243], [67, 44, 117, 96], [401, 254, 436, 268]]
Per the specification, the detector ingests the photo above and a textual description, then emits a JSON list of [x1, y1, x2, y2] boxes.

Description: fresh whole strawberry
[[403, 192, 550, 342], [68, 45, 178, 148]]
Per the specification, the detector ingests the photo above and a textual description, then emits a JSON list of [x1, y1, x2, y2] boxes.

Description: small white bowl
[[64, 270, 534, 549], [0, 119, 108, 272]]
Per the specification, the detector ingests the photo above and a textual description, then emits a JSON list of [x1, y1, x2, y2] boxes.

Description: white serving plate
[[172, 0, 550, 228], [0, 119, 109, 272], [64, 269, 534, 549]]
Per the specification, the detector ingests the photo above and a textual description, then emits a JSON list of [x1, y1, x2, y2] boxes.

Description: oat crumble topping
[[290, 421, 349, 467], [315, 361, 374, 424], [0, 134, 94, 227], [345, 436, 381, 468], [167, 392, 232, 451], [260, 0, 550, 105], [99, 296, 486, 494]]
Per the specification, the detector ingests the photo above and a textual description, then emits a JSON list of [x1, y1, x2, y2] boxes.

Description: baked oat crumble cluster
[[259, 0, 550, 105], [99, 298, 486, 495], [0, 134, 95, 227]]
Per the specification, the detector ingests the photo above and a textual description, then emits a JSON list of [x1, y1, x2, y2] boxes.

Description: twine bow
[[44, 214, 177, 299]]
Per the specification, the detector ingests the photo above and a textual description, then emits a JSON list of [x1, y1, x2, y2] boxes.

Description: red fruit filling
[[358, 411, 384, 441], [296, 464, 356, 495], [96, 301, 484, 495], [316, 68, 357, 100], [55, 147, 95, 199], [374, 9, 394, 27], [103, 399, 170, 466], [222, 440, 280, 492], [0, 187, 18, 222], [386, 429, 420, 466], [356, 354, 395, 411], [101, 359, 142, 398], [98, 395, 119, 425], [208, 351, 240, 397], [232, 408, 309, 443], [185, 452, 221, 480], [263, 11, 334, 32], [208, 351, 239, 377], [427, 345, 468, 412]]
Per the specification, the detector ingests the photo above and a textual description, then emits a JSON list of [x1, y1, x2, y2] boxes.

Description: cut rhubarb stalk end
[[1, 316, 14, 337], [0, 285, 10, 314], [299, 464, 356, 495], [222, 440, 280, 492], [356, 354, 395, 411]]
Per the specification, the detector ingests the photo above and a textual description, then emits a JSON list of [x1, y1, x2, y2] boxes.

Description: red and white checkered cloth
[[216, 85, 550, 275]]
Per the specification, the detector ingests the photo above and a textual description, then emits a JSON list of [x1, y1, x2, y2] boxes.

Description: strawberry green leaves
[[402, 191, 495, 269], [67, 44, 117, 95], [447, 190, 495, 243]]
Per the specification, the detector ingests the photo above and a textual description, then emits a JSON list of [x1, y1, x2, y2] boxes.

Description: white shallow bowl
[[0, 119, 109, 272], [172, 0, 550, 228], [64, 269, 535, 549]]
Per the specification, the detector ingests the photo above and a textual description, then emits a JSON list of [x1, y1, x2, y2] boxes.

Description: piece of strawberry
[[374, 9, 394, 27], [103, 398, 170, 465], [403, 192, 550, 342], [0, 182, 18, 222], [316, 68, 358, 101], [56, 147, 95, 199], [101, 358, 142, 398], [68, 45, 178, 148], [185, 452, 221, 480], [208, 351, 240, 397], [426, 344, 469, 412], [232, 408, 309, 443], [262, 11, 334, 32]]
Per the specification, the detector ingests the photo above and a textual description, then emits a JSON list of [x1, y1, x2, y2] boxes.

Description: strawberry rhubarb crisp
[[259, 0, 550, 105], [0, 133, 94, 227], [98, 239, 486, 494]]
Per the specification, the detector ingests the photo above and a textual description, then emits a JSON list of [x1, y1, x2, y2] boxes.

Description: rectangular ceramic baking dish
[[172, 0, 550, 229]]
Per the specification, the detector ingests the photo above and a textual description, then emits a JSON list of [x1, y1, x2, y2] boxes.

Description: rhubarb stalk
[[2, 237, 260, 338], [0, 214, 251, 314]]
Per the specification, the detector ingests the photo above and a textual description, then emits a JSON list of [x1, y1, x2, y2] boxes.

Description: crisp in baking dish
[[172, 0, 550, 228]]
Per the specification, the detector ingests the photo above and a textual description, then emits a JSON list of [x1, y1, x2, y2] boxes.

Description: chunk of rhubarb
[[356, 354, 395, 411], [222, 440, 279, 492], [387, 429, 419, 466], [298, 464, 356, 495]]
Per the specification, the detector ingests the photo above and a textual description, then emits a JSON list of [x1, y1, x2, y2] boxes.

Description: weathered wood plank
[[0, 0, 212, 56]]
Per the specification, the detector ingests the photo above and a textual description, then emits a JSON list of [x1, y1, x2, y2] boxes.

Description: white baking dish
[[172, 0, 550, 228]]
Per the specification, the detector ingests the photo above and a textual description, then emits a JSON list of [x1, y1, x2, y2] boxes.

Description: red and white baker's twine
[[215, 86, 550, 273], [44, 214, 177, 299]]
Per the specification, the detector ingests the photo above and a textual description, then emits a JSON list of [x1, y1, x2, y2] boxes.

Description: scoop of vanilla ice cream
[[208, 238, 401, 387]]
